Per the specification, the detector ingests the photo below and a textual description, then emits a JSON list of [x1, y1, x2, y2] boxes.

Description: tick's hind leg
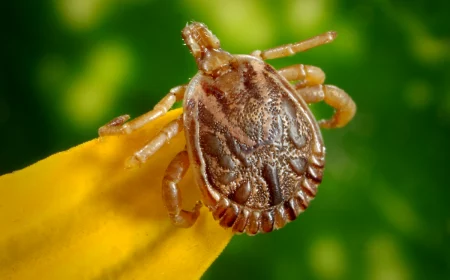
[[98, 85, 186, 136], [252, 31, 337, 60], [162, 150, 202, 228], [126, 116, 184, 168], [297, 85, 356, 129]]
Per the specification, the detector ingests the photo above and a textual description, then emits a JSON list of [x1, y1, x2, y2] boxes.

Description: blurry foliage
[[2, 0, 449, 279]]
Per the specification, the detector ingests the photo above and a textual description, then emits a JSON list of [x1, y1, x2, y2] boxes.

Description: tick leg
[[252, 31, 337, 60], [162, 150, 202, 227], [278, 64, 325, 88], [296, 85, 356, 129], [98, 85, 186, 136], [126, 116, 184, 168]]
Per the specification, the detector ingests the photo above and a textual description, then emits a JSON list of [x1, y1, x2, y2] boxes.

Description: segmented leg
[[162, 150, 202, 227], [98, 85, 186, 136], [125, 116, 184, 168], [278, 64, 326, 88], [296, 85, 356, 129], [252, 31, 337, 60], [278, 64, 356, 128]]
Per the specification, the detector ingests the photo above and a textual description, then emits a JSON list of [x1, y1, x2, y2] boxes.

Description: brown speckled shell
[[183, 55, 325, 235]]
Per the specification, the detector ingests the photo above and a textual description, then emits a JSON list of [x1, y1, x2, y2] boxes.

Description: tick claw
[[193, 201, 203, 211], [125, 156, 142, 169], [108, 115, 131, 127]]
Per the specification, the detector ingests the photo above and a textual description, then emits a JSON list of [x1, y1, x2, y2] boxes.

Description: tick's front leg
[[252, 31, 337, 60], [98, 85, 186, 136], [297, 85, 356, 129], [162, 150, 202, 228]]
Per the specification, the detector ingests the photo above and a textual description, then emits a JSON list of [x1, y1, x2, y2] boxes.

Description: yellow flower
[[0, 108, 233, 279]]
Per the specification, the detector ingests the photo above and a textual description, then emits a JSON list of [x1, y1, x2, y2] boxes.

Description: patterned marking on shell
[[184, 55, 325, 234]]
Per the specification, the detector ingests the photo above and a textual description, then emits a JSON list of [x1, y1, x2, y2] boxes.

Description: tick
[[99, 22, 356, 235]]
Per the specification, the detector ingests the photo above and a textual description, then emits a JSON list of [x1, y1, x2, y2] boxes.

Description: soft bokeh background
[[3, 0, 449, 279]]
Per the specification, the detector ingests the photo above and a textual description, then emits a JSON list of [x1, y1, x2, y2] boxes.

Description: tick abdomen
[[184, 56, 324, 211]]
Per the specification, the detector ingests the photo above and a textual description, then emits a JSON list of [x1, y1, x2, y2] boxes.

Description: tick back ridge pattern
[[99, 22, 356, 235]]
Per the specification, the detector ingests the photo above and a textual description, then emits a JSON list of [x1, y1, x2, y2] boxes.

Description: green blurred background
[[3, 0, 449, 279]]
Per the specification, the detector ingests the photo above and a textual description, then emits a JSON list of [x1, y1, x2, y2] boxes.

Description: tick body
[[99, 22, 356, 235]]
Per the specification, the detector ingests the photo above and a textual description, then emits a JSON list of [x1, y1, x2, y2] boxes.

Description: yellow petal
[[0, 108, 232, 279]]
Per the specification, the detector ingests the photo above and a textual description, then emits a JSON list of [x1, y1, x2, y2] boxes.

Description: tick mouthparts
[[182, 22, 221, 56], [182, 22, 235, 74]]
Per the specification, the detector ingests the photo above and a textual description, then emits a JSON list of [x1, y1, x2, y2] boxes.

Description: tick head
[[182, 22, 235, 75], [182, 22, 220, 56]]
